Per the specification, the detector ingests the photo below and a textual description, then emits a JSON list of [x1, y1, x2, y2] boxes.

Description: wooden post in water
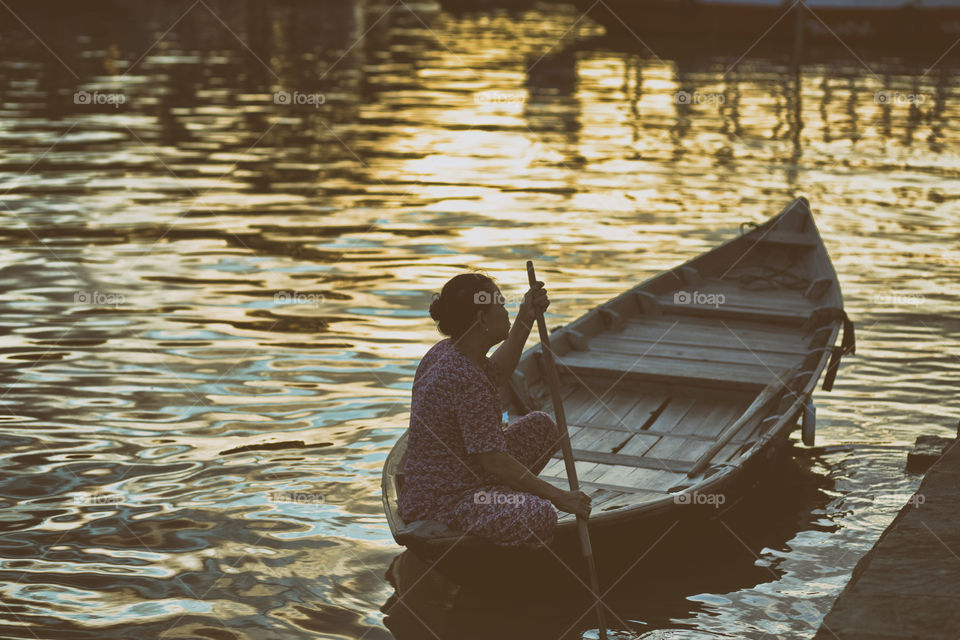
[[526, 260, 608, 640], [793, 0, 805, 69]]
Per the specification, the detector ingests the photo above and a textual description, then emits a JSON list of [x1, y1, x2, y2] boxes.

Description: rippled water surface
[[0, 1, 958, 638]]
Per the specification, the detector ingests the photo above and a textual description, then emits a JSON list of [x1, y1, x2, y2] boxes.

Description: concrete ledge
[[815, 437, 960, 639]]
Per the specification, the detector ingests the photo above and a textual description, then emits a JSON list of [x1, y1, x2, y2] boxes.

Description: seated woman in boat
[[398, 271, 591, 547]]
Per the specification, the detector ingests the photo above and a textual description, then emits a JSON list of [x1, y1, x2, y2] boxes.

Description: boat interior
[[502, 200, 843, 524]]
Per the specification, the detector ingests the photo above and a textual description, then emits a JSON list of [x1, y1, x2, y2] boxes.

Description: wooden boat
[[382, 197, 854, 587], [573, 0, 960, 50]]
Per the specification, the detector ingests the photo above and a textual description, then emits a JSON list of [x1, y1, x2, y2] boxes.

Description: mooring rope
[[734, 221, 811, 291], [737, 264, 810, 290]]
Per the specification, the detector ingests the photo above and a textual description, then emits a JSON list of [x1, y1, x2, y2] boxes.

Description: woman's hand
[[477, 452, 592, 518], [550, 489, 591, 519], [518, 281, 549, 327]]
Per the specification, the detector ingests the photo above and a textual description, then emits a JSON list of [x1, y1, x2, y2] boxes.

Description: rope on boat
[[734, 220, 811, 291], [737, 264, 810, 291]]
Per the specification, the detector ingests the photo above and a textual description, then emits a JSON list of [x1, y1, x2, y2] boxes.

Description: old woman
[[398, 271, 590, 547]]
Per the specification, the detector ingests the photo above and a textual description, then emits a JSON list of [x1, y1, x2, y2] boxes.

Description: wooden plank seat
[[654, 275, 818, 324], [551, 308, 809, 392], [617, 316, 808, 353], [658, 299, 812, 325], [587, 335, 799, 372], [568, 424, 755, 446], [550, 448, 693, 473], [539, 476, 666, 498], [556, 347, 775, 390], [687, 277, 817, 312]]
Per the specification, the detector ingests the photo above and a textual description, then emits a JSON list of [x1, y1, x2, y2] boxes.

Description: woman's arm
[[488, 310, 533, 386], [476, 450, 591, 518], [489, 283, 547, 385]]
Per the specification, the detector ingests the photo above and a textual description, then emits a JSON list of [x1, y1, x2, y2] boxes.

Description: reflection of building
[[556, 29, 955, 192], [574, 0, 960, 52], [438, 0, 537, 15], [0, 0, 954, 201], [0, 0, 379, 196]]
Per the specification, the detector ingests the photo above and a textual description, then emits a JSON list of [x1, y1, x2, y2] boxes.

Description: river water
[[0, 1, 957, 638]]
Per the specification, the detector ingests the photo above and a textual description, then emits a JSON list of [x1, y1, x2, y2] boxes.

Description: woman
[[398, 271, 591, 547]]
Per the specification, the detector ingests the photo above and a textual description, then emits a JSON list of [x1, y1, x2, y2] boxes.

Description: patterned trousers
[[450, 411, 561, 547]]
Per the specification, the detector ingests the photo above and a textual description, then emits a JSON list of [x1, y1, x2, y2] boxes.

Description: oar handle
[[526, 260, 607, 640], [526, 261, 579, 492], [526, 261, 552, 350]]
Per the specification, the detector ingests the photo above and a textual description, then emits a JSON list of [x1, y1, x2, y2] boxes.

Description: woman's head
[[429, 272, 509, 341]]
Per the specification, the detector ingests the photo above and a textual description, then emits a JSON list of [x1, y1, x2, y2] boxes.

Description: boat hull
[[383, 197, 852, 591], [400, 415, 799, 590]]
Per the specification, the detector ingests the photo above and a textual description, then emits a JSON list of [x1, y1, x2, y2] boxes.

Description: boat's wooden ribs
[[804, 278, 833, 300]]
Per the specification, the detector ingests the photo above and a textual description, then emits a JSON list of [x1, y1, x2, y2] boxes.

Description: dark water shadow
[[381, 445, 836, 639]]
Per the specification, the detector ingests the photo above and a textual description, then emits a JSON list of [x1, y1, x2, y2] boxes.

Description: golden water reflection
[[0, 0, 957, 638]]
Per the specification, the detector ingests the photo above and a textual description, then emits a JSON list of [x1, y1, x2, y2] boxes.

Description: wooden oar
[[526, 260, 608, 640], [687, 364, 800, 478]]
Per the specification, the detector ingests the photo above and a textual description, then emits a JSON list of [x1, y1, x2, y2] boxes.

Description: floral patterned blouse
[[398, 338, 507, 522]]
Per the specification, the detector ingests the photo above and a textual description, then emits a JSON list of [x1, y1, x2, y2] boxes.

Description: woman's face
[[482, 287, 511, 343]]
